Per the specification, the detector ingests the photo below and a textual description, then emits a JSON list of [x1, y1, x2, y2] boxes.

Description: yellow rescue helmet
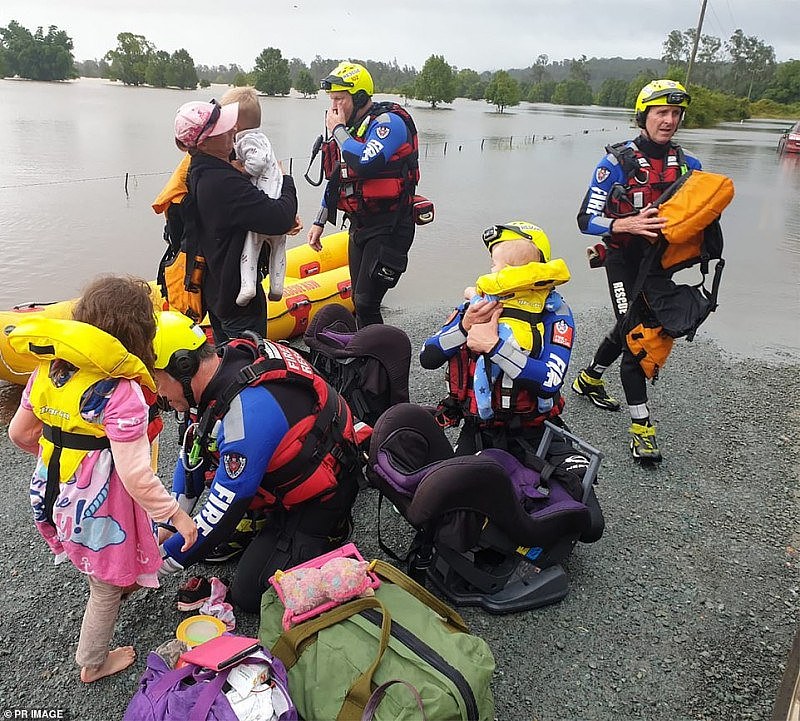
[[481, 221, 552, 263], [635, 79, 690, 127], [153, 311, 207, 376], [320, 61, 374, 98]]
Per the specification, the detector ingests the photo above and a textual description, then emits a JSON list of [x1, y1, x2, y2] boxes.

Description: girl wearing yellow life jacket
[[7, 276, 197, 684]]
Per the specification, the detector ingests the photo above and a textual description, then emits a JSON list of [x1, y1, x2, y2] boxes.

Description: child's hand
[[463, 286, 477, 301], [171, 510, 198, 552]]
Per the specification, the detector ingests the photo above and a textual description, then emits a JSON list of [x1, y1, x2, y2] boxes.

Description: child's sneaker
[[175, 576, 213, 611]]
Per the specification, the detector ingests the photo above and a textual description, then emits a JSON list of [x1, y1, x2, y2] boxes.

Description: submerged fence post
[[124, 172, 129, 198], [481, 139, 485, 151], [289, 158, 293, 176], [443, 142, 448, 155]]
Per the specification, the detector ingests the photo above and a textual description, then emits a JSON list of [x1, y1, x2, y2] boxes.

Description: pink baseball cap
[[174, 100, 239, 148]]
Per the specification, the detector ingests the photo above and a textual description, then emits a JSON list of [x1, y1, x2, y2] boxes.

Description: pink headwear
[[174, 100, 239, 148]]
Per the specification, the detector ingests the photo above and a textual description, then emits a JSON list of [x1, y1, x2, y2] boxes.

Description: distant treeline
[[3, 20, 800, 125]]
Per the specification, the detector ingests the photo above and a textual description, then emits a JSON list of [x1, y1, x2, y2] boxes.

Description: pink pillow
[[275, 557, 375, 627]]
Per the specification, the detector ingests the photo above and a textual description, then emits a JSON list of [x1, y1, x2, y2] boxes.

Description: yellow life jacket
[[475, 258, 571, 352], [8, 318, 155, 483]]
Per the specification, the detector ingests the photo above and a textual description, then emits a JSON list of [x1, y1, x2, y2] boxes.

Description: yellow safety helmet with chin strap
[[481, 221, 552, 263], [635, 79, 691, 128], [153, 311, 208, 378]]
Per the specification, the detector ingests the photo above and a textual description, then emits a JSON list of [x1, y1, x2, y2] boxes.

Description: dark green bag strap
[[372, 560, 470, 634], [271, 596, 392, 721], [361, 679, 427, 721]]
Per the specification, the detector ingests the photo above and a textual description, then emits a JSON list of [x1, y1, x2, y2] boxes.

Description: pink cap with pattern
[[174, 100, 238, 148]]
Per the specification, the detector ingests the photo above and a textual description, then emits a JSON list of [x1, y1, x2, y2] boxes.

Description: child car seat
[[366, 403, 604, 614], [303, 304, 411, 426]]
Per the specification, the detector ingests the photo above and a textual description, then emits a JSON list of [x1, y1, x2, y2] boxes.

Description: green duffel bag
[[260, 560, 495, 721]]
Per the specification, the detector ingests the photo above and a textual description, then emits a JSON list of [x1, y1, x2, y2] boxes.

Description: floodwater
[[0, 77, 798, 363]]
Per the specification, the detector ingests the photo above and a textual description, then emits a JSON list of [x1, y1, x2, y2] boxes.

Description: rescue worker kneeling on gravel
[[154, 311, 363, 613]]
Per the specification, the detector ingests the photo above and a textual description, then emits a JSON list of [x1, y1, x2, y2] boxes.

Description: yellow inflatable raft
[[0, 231, 352, 385]]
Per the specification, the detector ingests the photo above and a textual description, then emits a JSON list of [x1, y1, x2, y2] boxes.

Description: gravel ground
[[0, 303, 797, 721]]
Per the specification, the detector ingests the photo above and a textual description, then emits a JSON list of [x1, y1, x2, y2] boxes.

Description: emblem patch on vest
[[223, 452, 247, 479], [551, 320, 574, 349], [595, 167, 610, 183], [376, 125, 390, 139]]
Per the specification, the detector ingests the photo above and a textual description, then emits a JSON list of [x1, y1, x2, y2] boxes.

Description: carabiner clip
[[180, 422, 205, 472]]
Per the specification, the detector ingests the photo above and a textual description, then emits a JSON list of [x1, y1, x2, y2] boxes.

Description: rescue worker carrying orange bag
[[572, 79, 733, 463]]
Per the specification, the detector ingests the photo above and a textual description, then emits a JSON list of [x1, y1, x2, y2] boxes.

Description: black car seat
[[303, 304, 411, 426], [366, 403, 605, 614]]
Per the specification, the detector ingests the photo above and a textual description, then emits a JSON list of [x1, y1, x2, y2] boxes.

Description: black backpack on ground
[[302, 304, 411, 427]]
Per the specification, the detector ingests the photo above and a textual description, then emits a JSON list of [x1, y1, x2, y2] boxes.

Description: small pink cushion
[[276, 558, 375, 619]]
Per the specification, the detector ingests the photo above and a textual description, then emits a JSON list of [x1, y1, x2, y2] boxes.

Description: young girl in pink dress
[[8, 276, 197, 683]]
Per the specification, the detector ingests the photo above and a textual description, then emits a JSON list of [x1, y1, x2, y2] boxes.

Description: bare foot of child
[[80, 646, 136, 682]]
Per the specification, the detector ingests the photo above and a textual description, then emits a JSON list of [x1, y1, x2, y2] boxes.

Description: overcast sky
[[2, 0, 798, 71]]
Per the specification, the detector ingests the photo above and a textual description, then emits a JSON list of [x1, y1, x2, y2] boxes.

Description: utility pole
[[685, 0, 708, 87]]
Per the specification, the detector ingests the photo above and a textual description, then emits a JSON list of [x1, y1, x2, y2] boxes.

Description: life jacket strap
[[41, 424, 110, 527]]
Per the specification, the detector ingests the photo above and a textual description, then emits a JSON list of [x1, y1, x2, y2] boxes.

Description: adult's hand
[[326, 107, 345, 134], [287, 214, 303, 236], [611, 205, 666, 239], [462, 298, 499, 332], [467, 306, 503, 354], [307, 224, 324, 252]]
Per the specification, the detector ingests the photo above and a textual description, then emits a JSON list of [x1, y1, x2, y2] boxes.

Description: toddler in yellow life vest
[[465, 222, 571, 420], [7, 276, 198, 684]]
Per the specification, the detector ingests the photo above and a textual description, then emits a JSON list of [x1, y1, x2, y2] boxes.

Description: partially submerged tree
[[294, 68, 317, 98], [0, 20, 75, 81], [253, 47, 291, 95], [415, 54, 456, 108], [485, 70, 520, 113], [105, 32, 153, 86]]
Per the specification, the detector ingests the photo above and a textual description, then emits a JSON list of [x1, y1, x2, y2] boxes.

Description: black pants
[[590, 240, 649, 408], [208, 289, 267, 346], [348, 212, 415, 328], [230, 472, 359, 613]]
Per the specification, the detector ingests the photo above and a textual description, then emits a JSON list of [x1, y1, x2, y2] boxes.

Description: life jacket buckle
[[239, 364, 260, 384]]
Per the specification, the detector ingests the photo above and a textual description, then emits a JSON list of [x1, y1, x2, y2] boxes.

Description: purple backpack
[[123, 650, 296, 721]]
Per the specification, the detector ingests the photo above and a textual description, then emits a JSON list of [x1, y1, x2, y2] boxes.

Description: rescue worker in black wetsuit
[[307, 62, 419, 328], [571, 80, 702, 463], [154, 311, 364, 612]]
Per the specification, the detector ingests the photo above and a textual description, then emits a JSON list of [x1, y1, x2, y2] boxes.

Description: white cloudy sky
[[2, 0, 798, 71]]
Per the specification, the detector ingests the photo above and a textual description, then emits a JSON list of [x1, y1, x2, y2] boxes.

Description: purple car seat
[[367, 403, 605, 614], [303, 304, 411, 426]]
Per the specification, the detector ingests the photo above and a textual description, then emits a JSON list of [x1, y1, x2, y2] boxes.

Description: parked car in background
[[778, 121, 800, 154]]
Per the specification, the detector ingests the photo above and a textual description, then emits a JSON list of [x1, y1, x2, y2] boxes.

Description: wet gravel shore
[[0, 303, 796, 721]]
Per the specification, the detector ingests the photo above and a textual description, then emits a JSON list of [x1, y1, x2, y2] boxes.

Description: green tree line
[[2, 20, 799, 124]]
